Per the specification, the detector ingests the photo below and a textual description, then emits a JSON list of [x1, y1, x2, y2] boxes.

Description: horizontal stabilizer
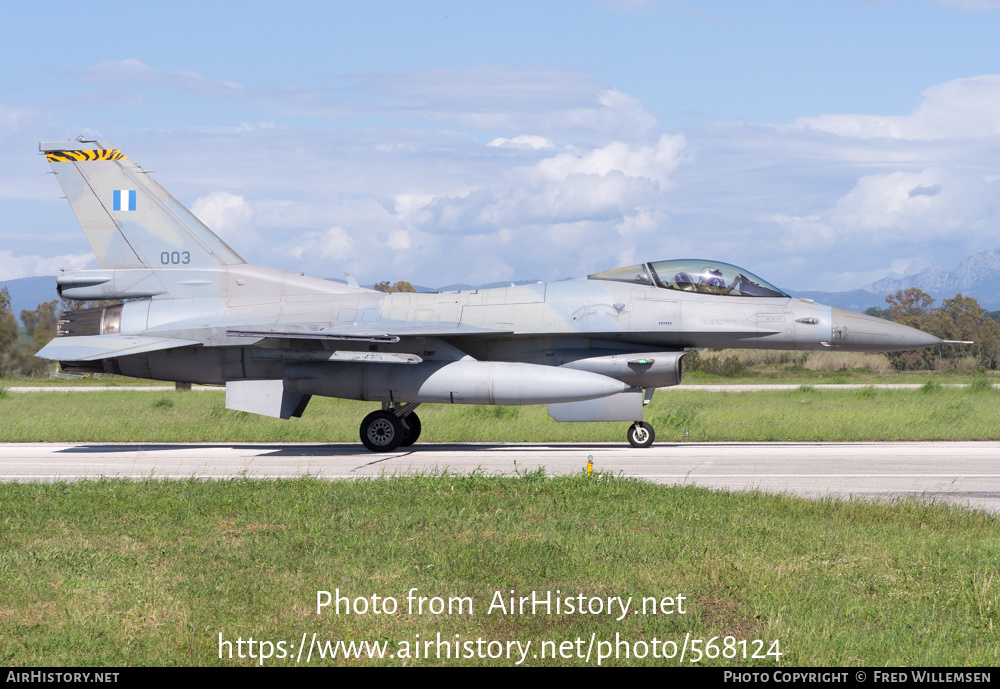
[[36, 334, 201, 361]]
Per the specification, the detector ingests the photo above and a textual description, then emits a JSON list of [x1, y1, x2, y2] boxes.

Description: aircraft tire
[[360, 410, 404, 452], [400, 412, 421, 447], [627, 421, 655, 448]]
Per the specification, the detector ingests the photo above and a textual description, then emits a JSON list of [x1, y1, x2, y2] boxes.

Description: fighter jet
[[36, 140, 944, 451]]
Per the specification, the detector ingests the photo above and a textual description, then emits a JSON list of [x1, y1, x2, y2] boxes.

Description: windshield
[[589, 259, 788, 298], [585, 263, 653, 286]]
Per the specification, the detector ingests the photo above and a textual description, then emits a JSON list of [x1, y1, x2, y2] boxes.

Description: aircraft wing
[[36, 323, 511, 363], [36, 334, 202, 361]]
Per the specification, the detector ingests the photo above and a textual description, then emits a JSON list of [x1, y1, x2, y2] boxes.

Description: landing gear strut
[[627, 421, 655, 448], [625, 388, 656, 448], [400, 412, 421, 447], [359, 402, 421, 452]]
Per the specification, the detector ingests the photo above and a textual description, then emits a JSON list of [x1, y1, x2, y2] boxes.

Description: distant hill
[[862, 247, 1000, 309], [784, 289, 885, 312], [785, 247, 1000, 312], [0, 276, 58, 321], [434, 279, 544, 292]]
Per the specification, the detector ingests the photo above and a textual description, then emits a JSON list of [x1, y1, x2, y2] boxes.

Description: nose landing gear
[[627, 421, 655, 448]]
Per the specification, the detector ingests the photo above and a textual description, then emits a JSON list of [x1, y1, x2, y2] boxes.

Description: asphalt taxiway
[[2, 441, 998, 513]]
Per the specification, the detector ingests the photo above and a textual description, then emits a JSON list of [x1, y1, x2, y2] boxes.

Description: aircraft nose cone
[[829, 308, 943, 352]]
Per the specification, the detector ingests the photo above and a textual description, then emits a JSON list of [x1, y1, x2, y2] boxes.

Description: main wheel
[[627, 421, 655, 448], [360, 411, 404, 452], [400, 412, 422, 447]]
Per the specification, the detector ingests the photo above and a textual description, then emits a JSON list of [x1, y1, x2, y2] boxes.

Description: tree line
[[0, 288, 125, 378], [864, 288, 1000, 370], [0, 288, 59, 377]]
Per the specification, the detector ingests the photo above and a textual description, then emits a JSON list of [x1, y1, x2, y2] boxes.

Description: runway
[[2, 441, 999, 513]]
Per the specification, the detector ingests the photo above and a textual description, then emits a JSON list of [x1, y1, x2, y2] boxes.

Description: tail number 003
[[160, 251, 191, 265]]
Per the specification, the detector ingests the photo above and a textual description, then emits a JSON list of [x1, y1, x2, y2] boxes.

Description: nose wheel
[[627, 421, 655, 448]]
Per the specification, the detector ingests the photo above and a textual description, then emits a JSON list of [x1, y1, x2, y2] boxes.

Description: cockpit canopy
[[588, 259, 788, 298]]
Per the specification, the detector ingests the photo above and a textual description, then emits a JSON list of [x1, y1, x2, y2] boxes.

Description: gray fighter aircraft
[[36, 139, 944, 450]]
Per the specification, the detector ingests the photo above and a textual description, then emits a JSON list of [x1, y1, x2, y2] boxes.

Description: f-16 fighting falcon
[[36, 140, 945, 451]]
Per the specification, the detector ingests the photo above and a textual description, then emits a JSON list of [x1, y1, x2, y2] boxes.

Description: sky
[[3, 0, 1000, 293]]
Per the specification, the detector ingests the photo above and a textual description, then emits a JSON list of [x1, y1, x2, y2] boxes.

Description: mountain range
[[787, 247, 1000, 312]]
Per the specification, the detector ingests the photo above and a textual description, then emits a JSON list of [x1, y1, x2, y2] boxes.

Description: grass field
[[2, 475, 997, 667], [3, 383, 999, 667], [2, 383, 1000, 443]]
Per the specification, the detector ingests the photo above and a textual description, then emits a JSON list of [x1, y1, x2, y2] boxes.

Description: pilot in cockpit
[[701, 268, 725, 289]]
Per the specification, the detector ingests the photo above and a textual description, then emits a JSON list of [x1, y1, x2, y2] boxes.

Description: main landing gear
[[359, 398, 655, 451], [359, 402, 421, 452]]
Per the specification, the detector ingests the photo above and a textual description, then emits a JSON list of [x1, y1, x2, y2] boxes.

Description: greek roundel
[[113, 189, 137, 211]]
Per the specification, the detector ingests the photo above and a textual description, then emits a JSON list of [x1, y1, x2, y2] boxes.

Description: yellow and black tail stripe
[[45, 149, 127, 162]]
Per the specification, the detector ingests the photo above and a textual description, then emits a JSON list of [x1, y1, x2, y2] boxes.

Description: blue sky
[[3, 0, 1000, 292]]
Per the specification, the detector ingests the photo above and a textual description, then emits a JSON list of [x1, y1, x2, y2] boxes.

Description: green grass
[[3, 386, 1000, 443], [1, 476, 997, 666], [4, 387, 999, 666], [921, 380, 942, 394], [0, 376, 175, 387], [681, 368, 999, 386]]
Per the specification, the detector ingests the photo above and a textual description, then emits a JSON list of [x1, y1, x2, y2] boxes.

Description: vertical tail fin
[[40, 140, 245, 270]]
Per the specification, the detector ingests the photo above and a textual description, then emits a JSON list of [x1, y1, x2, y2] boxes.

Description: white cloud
[[770, 168, 999, 271], [385, 230, 411, 250], [487, 135, 554, 150], [0, 251, 92, 281], [794, 75, 1000, 140], [77, 59, 246, 98], [288, 226, 357, 261], [0, 99, 64, 201], [22, 63, 998, 294], [596, 89, 658, 131], [341, 67, 660, 137], [826, 169, 994, 239], [770, 214, 838, 253], [412, 189, 501, 235], [191, 191, 254, 239], [410, 135, 686, 240], [283, 198, 413, 275], [394, 193, 436, 218], [525, 134, 685, 186]]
